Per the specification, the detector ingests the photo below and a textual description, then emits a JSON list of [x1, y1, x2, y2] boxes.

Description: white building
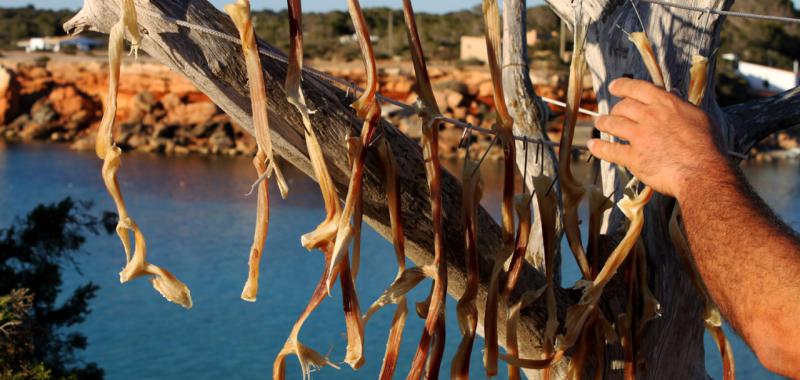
[[16, 36, 102, 53], [722, 53, 800, 93]]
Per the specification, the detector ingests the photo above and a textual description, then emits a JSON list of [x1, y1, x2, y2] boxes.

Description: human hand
[[587, 78, 727, 201]]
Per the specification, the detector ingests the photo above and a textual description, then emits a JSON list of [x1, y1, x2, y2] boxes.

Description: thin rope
[[640, 0, 800, 24], [136, 6, 751, 159]]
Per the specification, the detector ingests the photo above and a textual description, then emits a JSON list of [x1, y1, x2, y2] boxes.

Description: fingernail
[[587, 139, 596, 151], [608, 79, 618, 91]]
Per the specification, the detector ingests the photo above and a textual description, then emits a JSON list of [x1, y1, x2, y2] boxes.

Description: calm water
[[0, 143, 795, 379]]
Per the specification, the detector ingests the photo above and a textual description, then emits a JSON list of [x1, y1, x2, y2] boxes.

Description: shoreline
[[0, 52, 793, 162]]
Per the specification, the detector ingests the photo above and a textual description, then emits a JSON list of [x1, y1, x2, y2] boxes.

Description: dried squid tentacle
[[327, 0, 382, 293], [673, 53, 735, 380], [241, 150, 269, 301], [284, 0, 342, 252], [451, 158, 483, 380], [533, 174, 560, 379], [627, 32, 666, 89], [558, 4, 591, 279], [399, 2, 448, 378], [480, 1, 518, 375], [225, 0, 288, 198], [227, 0, 292, 302], [587, 184, 613, 278], [363, 265, 435, 324], [500, 194, 532, 380], [273, 247, 341, 380], [338, 137, 366, 370], [687, 55, 708, 106], [634, 239, 661, 342], [370, 138, 410, 380], [505, 184, 654, 371], [558, 185, 653, 353], [97, 0, 191, 309]]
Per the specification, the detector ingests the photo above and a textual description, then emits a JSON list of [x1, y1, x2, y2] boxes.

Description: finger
[[609, 78, 668, 105], [595, 115, 638, 141], [587, 139, 632, 167], [610, 98, 647, 122]]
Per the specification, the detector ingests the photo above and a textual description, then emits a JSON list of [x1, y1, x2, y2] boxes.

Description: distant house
[[526, 30, 538, 46], [722, 53, 800, 93], [338, 33, 380, 44], [16, 36, 102, 53], [461, 31, 537, 63], [460, 36, 487, 62]]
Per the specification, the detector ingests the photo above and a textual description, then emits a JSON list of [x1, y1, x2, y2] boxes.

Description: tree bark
[[64, 0, 575, 375], [65, 0, 800, 378]]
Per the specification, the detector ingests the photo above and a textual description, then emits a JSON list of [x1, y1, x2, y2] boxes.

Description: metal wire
[[136, 5, 754, 159], [640, 0, 800, 24]]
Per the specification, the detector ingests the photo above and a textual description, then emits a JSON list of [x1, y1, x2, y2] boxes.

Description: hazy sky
[[6, 0, 800, 13]]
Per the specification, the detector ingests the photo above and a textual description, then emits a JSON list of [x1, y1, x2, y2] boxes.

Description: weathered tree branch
[[64, 0, 576, 372], [542, 1, 735, 378], [726, 86, 800, 154], [502, 0, 564, 280]]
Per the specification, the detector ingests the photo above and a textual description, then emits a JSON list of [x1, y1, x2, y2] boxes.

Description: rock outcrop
[[0, 60, 254, 156], [0, 58, 603, 159]]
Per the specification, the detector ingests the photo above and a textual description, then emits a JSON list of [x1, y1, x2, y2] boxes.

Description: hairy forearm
[[679, 158, 800, 377]]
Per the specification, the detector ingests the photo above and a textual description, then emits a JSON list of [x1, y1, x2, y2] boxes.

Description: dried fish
[[533, 174, 559, 379], [587, 184, 613, 278], [399, 1, 448, 378], [240, 150, 269, 302], [98, 0, 191, 309], [328, 0, 382, 295], [669, 54, 735, 380], [272, 2, 365, 375], [451, 157, 483, 380], [687, 55, 708, 106], [226, 0, 288, 198], [480, 1, 518, 375], [226, 0, 287, 302], [273, 248, 341, 380], [634, 239, 661, 342], [558, 4, 591, 280], [500, 194, 532, 380], [627, 32, 666, 88], [370, 138, 410, 380]]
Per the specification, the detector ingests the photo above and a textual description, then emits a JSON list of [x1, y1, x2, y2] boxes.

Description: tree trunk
[[64, 0, 799, 378]]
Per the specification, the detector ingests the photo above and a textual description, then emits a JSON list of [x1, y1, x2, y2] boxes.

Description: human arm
[[587, 78, 800, 378]]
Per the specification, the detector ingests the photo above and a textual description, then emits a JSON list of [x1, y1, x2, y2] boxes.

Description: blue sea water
[[0, 143, 794, 379]]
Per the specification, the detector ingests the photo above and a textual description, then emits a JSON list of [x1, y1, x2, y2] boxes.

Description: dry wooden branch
[[66, 0, 800, 377]]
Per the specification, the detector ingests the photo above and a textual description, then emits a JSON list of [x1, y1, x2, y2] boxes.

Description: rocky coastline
[[0, 55, 793, 162], [0, 55, 595, 159]]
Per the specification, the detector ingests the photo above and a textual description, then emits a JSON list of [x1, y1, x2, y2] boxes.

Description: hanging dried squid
[[480, 0, 519, 376], [393, 1, 450, 378], [97, 0, 191, 308], [357, 139, 409, 380], [670, 54, 735, 380], [509, 29, 669, 371], [327, 0, 382, 294], [226, 0, 291, 303], [557, 4, 592, 279], [498, 193, 533, 380], [533, 174, 560, 379], [272, 1, 364, 377], [451, 156, 483, 380]]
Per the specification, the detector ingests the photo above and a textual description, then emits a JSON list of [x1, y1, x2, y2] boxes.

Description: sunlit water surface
[[0, 143, 795, 380]]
